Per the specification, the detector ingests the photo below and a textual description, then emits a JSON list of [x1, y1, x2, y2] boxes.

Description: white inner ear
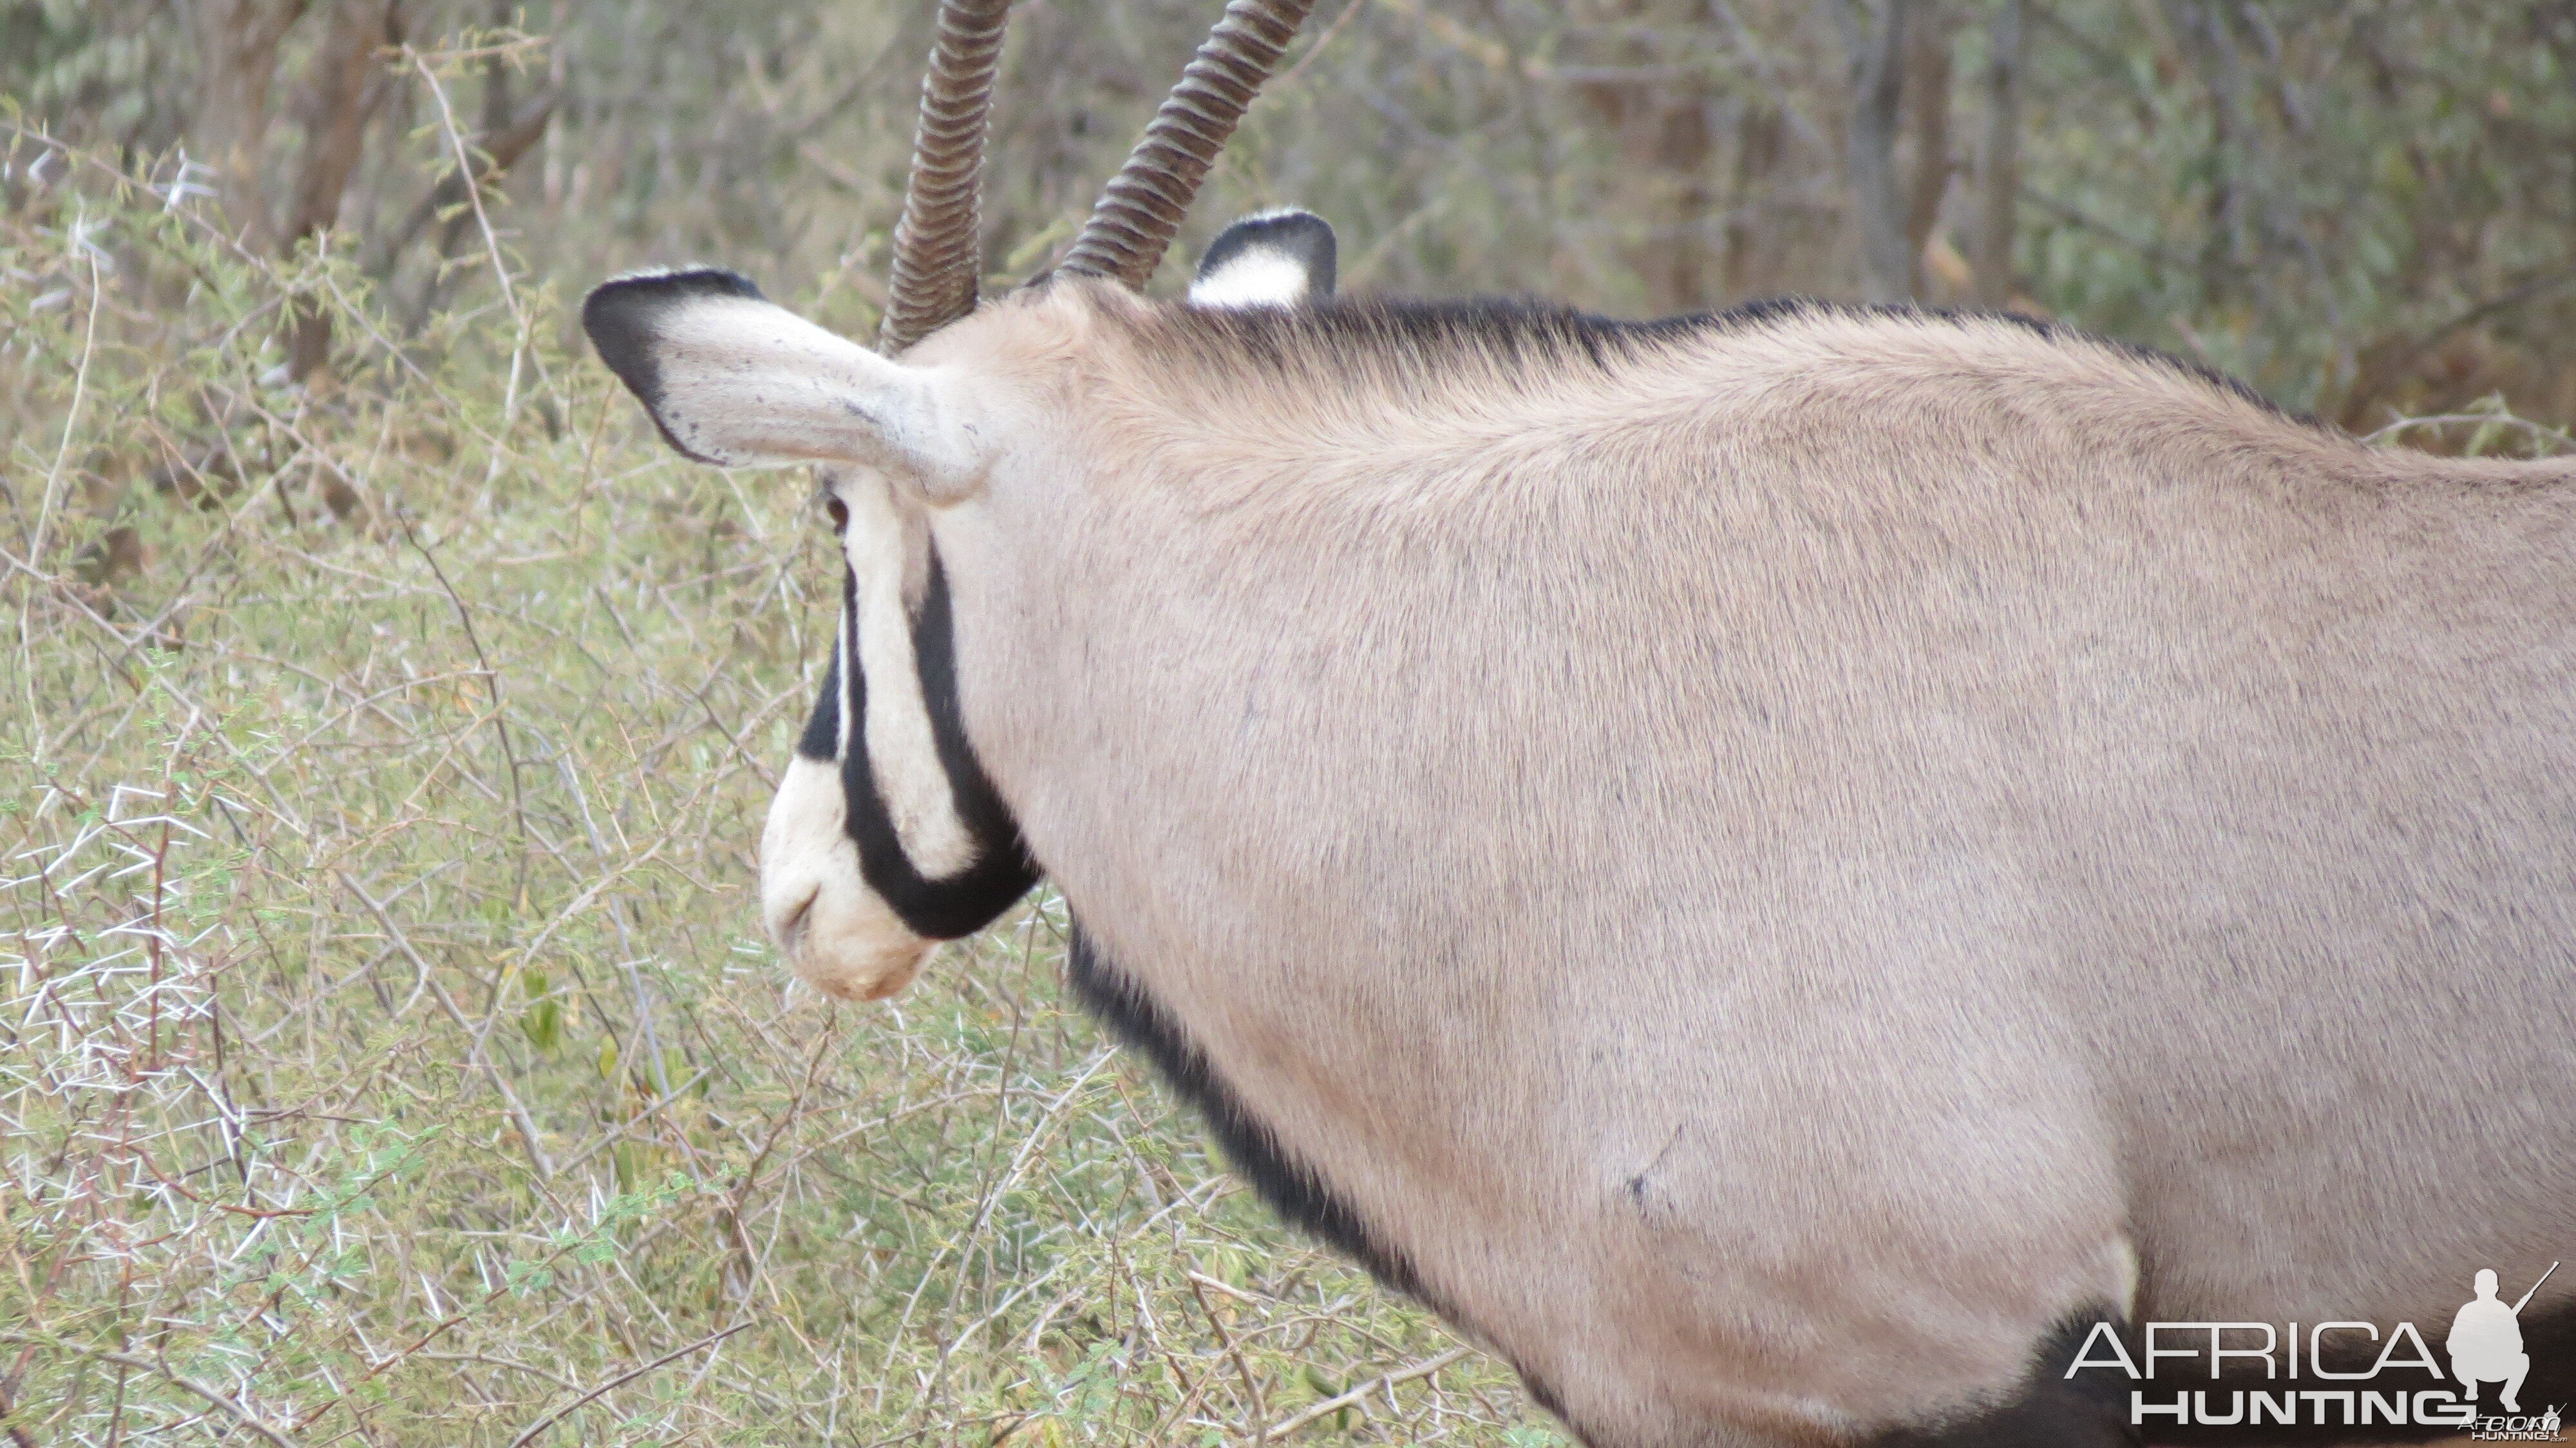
[[638, 292, 989, 497], [1189, 248, 1316, 309], [842, 470, 979, 880]]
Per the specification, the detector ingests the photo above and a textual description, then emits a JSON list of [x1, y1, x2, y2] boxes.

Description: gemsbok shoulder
[[578, 2, 2576, 1442]]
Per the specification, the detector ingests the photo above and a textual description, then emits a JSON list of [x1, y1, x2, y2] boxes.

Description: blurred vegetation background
[[4, 2, 2573, 1445]]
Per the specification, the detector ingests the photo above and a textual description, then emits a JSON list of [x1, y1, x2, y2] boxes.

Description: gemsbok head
[[582, 3, 2576, 1443]]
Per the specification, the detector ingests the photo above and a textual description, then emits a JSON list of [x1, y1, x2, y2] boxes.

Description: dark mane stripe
[[1147, 291, 2309, 428]]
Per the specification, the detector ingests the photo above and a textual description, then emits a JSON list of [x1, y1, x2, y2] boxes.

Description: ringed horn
[[876, 0, 1316, 349], [878, 0, 1015, 353], [1057, 0, 1319, 289]]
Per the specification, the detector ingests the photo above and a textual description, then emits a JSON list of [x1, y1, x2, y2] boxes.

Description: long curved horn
[[879, 0, 1014, 353], [1057, 0, 1317, 289]]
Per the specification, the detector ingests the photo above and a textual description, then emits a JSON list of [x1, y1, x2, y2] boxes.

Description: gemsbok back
[[577, 2, 2576, 1442]]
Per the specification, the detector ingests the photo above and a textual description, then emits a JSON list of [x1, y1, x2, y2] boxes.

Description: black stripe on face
[[837, 546, 1042, 938], [795, 640, 842, 761], [793, 558, 856, 762]]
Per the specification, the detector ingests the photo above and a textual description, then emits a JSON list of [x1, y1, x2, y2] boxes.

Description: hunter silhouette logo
[[2451, 1262, 2556, 1415], [2063, 1258, 2564, 1435]]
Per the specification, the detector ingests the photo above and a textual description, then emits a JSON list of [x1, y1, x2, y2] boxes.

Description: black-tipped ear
[[582, 269, 764, 460], [1189, 210, 1336, 308], [571, 267, 988, 490]]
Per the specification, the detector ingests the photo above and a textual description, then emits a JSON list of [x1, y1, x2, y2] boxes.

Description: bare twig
[[1259, 1344, 1475, 1440], [502, 1322, 753, 1448], [339, 870, 556, 1181], [1189, 1273, 1269, 1447], [2362, 412, 2576, 454], [390, 507, 532, 901], [404, 46, 533, 472], [0, 1335, 305, 1448], [24, 238, 101, 576]]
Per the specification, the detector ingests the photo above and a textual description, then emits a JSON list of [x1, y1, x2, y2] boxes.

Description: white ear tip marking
[[1191, 209, 1337, 308], [1190, 251, 1320, 309]]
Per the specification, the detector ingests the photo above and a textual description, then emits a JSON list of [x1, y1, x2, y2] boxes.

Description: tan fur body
[[898, 281, 2576, 1444]]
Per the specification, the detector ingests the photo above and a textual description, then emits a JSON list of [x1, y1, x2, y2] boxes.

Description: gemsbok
[[579, 1, 2576, 1442]]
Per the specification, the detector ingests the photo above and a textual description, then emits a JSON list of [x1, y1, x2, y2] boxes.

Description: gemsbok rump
[[578, 2, 2576, 1442]]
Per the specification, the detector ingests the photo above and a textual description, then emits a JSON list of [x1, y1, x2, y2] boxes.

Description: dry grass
[[0, 135, 1553, 1448]]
